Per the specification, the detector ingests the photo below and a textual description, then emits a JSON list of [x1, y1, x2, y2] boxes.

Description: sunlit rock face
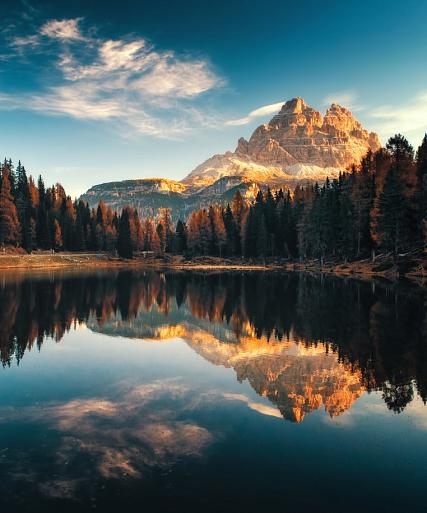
[[182, 97, 380, 187]]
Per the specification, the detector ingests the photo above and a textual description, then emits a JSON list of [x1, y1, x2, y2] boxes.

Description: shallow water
[[0, 270, 426, 512]]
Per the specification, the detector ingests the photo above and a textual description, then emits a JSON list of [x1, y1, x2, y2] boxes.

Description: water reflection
[[1, 270, 426, 420]]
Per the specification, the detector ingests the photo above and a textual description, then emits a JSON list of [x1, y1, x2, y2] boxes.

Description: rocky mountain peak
[[268, 97, 323, 129], [235, 98, 380, 173], [279, 96, 307, 114], [324, 103, 361, 131]]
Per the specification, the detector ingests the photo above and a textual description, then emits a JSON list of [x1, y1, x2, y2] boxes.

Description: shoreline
[[0, 252, 425, 283]]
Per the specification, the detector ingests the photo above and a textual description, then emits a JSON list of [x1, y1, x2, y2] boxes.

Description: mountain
[[182, 97, 380, 188], [80, 97, 380, 218]]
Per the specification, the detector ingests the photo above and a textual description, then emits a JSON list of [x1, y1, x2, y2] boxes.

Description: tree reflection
[[0, 270, 426, 413]]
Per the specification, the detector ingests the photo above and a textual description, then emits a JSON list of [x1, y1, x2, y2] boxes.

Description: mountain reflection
[[0, 270, 426, 421]]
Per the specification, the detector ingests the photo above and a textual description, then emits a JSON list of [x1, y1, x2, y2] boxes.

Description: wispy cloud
[[0, 17, 224, 138], [136, 60, 219, 98], [10, 17, 86, 49], [40, 18, 86, 41], [225, 101, 284, 126], [10, 34, 39, 48], [322, 91, 365, 112], [369, 91, 427, 142]]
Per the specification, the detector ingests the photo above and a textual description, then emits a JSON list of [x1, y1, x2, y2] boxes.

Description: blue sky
[[1, 0, 427, 197]]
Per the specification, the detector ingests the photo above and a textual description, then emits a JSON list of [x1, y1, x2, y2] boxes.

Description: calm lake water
[[0, 270, 426, 513]]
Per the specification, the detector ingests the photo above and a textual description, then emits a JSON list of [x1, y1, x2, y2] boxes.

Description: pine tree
[[285, 190, 298, 257], [223, 204, 235, 256], [306, 184, 327, 262], [3, 159, 16, 196], [214, 207, 226, 257], [60, 197, 76, 250], [370, 148, 392, 255], [174, 219, 187, 254], [377, 167, 406, 255], [415, 134, 427, 245], [231, 190, 245, 256], [198, 209, 211, 255], [95, 201, 108, 250], [74, 208, 86, 251], [386, 134, 414, 171], [156, 222, 165, 252], [117, 208, 133, 258], [264, 188, 277, 255], [252, 190, 267, 258], [0, 167, 20, 246], [15, 162, 33, 251], [88, 214, 99, 251], [351, 153, 374, 256], [207, 205, 220, 255], [52, 219, 62, 251], [255, 211, 268, 258], [244, 207, 257, 258], [338, 183, 354, 261]]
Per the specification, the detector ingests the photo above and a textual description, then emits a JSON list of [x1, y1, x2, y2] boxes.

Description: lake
[[0, 269, 426, 513]]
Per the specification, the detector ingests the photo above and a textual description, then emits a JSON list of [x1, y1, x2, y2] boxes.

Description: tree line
[[0, 159, 175, 258], [0, 133, 426, 261]]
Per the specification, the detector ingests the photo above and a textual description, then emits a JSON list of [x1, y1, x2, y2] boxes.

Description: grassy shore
[[0, 252, 129, 270], [0, 252, 269, 270], [0, 250, 425, 282]]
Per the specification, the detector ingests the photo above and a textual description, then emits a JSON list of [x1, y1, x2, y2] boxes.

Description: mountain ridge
[[80, 97, 381, 218]]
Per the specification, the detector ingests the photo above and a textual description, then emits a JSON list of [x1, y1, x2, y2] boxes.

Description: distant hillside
[[79, 176, 265, 220]]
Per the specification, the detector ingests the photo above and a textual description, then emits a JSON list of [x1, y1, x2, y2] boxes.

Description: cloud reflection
[[0, 381, 213, 494]]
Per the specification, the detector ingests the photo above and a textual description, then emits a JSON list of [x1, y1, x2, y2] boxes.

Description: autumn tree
[[0, 167, 20, 246], [129, 209, 143, 251], [158, 208, 173, 252], [143, 217, 161, 254]]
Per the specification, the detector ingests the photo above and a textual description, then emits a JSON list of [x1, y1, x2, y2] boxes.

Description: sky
[[1, 0, 427, 197]]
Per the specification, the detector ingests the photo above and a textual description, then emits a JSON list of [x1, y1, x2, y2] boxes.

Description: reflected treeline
[[0, 270, 426, 412]]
